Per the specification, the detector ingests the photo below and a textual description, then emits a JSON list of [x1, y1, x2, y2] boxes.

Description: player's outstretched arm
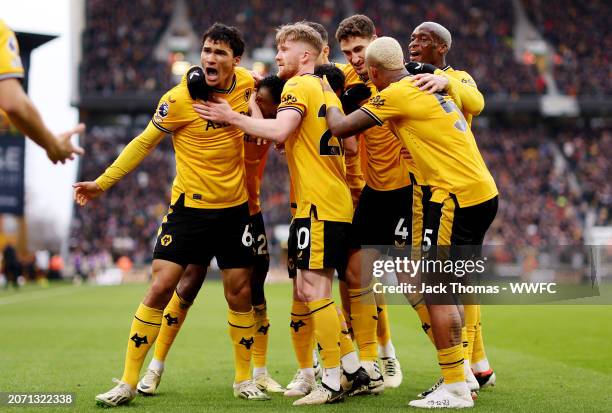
[[0, 78, 85, 164], [73, 122, 166, 206], [193, 97, 300, 143]]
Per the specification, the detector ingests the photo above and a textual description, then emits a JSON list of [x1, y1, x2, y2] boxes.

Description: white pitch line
[[0, 285, 88, 306]]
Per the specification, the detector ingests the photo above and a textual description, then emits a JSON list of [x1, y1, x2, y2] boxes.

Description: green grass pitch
[[1, 281, 611, 412]]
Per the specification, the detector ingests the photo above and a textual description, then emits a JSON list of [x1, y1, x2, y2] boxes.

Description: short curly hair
[[335, 15, 376, 43]]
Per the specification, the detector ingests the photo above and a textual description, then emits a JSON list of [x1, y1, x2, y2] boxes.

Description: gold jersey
[[0, 20, 23, 81], [244, 136, 270, 215], [436, 65, 484, 128], [360, 76, 498, 208], [97, 67, 254, 209], [335, 62, 416, 190], [278, 74, 352, 222]]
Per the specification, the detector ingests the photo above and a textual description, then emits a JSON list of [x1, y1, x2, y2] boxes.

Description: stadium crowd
[[80, 0, 551, 96], [559, 126, 611, 227], [523, 0, 612, 96]]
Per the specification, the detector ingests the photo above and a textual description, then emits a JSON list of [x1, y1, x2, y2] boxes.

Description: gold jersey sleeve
[[338, 63, 417, 190], [437, 67, 484, 127], [0, 20, 24, 80], [344, 147, 365, 210], [360, 76, 498, 208], [244, 136, 271, 215], [278, 74, 352, 222], [152, 66, 254, 208]]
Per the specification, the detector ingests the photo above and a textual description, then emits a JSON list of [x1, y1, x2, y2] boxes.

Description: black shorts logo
[[161, 234, 173, 246]]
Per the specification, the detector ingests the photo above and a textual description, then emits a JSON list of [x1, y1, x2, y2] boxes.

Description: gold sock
[[121, 303, 163, 387], [290, 300, 314, 369], [464, 304, 479, 363], [153, 291, 192, 362], [253, 302, 270, 369], [471, 305, 488, 366], [461, 326, 470, 362], [438, 344, 465, 384], [336, 305, 355, 358], [375, 299, 392, 347], [349, 287, 378, 361], [307, 298, 341, 369], [228, 308, 255, 383], [414, 302, 435, 344]]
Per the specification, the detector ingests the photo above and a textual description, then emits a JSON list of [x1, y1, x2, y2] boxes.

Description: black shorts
[[287, 216, 350, 280], [351, 184, 431, 256], [250, 211, 270, 276], [421, 194, 498, 304], [423, 194, 498, 251], [153, 194, 254, 269]]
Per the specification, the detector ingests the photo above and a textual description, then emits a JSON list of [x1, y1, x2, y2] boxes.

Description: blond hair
[[365, 36, 404, 70], [276, 23, 323, 56]]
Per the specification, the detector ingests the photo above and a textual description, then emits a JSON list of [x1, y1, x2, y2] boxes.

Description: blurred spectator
[[48, 253, 64, 280], [2, 243, 20, 289]]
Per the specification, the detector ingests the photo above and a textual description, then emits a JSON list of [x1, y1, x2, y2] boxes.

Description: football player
[[323, 36, 498, 409], [194, 23, 354, 406], [74, 23, 268, 406]]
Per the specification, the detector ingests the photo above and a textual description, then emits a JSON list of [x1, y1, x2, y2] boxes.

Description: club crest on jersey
[[369, 95, 385, 108], [244, 88, 252, 102], [281, 94, 298, 104], [158, 102, 169, 118]]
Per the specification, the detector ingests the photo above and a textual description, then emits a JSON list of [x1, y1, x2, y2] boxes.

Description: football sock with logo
[[413, 301, 435, 344], [121, 303, 163, 387], [438, 344, 465, 385], [290, 300, 314, 369], [349, 287, 378, 361], [252, 302, 270, 372], [307, 298, 341, 371], [376, 301, 393, 348], [228, 308, 255, 383], [153, 290, 192, 364]]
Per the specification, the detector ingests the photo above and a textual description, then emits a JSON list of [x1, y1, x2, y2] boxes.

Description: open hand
[[412, 73, 449, 94], [47, 123, 86, 164], [73, 181, 103, 206]]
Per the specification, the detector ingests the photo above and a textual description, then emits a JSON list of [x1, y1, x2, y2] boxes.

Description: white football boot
[[233, 380, 271, 400], [284, 371, 316, 397], [409, 383, 474, 409], [137, 368, 162, 395], [95, 379, 136, 407]]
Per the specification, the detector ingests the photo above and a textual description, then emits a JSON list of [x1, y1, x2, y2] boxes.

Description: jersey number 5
[[435, 94, 468, 132]]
